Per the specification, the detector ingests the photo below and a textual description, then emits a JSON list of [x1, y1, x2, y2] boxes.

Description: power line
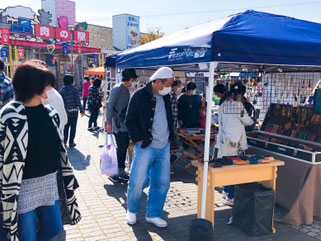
[[142, 0, 321, 18], [88, 0, 321, 20]]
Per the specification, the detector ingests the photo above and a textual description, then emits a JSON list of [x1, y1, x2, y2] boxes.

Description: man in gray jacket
[[106, 69, 138, 182]]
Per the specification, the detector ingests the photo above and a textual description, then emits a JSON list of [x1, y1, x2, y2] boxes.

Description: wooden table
[[193, 160, 284, 231], [174, 132, 217, 168]]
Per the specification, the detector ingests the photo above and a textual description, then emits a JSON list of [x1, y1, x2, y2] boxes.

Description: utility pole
[[70, 29, 74, 74]]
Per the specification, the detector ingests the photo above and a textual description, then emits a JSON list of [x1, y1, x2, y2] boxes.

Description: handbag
[[94, 100, 102, 109], [100, 133, 118, 176]]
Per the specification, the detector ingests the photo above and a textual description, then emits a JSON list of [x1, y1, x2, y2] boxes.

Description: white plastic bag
[[100, 133, 119, 176]]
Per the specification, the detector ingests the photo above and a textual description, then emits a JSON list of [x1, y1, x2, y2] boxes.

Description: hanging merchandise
[[1, 46, 8, 58], [17, 47, 24, 59], [62, 42, 68, 55]]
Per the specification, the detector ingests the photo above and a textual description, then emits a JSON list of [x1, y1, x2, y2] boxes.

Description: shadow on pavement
[[213, 208, 318, 241], [67, 148, 91, 170]]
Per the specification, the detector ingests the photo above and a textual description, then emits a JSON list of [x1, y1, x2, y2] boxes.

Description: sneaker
[[227, 216, 233, 225], [146, 217, 168, 228], [225, 197, 234, 206], [126, 211, 137, 225], [88, 127, 94, 131], [69, 143, 76, 148], [108, 175, 120, 183], [222, 191, 228, 199], [119, 173, 129, 181], [94, 126, 100, 130]]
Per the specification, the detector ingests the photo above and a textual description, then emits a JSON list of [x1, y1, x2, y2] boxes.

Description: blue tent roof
[[115, 10, 321, 69]]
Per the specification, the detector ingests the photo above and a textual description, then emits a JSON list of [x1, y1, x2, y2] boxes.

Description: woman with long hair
[[0, 61, 81, 240]]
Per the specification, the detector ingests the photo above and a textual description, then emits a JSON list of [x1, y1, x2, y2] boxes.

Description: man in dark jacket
[[125, 67, 174, 228], [60, 75, 84, 148]]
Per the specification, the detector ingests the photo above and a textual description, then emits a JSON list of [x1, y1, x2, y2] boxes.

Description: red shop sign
[[35, 25, 54, 39], [74, 30, 89, 43], [0, 27, 10, 44], [56, 28, 71, 42], [76, 42, 82, 54]]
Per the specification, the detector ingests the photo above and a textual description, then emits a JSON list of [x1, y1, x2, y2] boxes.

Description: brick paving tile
[[52, 115, 321, 241]]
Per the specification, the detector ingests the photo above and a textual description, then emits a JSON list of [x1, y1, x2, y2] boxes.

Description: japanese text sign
[[56, 28, 71, 42], [35, 25, 54, 39], [74, 30, 89, 43]]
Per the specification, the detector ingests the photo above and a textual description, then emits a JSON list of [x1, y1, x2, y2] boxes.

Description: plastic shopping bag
[[100, 133, 119, 176]]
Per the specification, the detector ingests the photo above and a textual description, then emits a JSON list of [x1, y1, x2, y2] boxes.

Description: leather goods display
[[247, 104, 321, 164]]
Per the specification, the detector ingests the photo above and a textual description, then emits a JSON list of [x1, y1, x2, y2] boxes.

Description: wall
[[112, 14, 127, 50], [41, 0, 76, 27], [56, 0, 76, 27], [41, 0, 56, 26]]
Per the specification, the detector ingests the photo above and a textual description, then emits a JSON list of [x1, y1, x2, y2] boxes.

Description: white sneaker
[[225, 197, 234, 206], [222, 191, 228, 199], [146, 217, 168, 228], [126, 211, 137, 225]]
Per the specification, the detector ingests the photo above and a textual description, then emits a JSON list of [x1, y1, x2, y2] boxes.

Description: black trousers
[[83, 97, 88, 110], [114, 131, 130, 169], [64, 115, 78, 144], [88, 105, 99, 128]]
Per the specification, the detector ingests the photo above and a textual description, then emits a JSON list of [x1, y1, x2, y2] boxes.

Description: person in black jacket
[[125, 67, 174, 228]]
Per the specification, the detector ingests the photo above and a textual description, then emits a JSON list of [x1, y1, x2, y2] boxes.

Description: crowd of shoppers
[[0, 55, 258, 238]]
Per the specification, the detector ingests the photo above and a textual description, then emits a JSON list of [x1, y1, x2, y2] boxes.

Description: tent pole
[[201, 61, 218, 219]]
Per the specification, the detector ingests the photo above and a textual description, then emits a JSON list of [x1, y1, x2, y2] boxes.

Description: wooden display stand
[[193, 160, 284, 231]]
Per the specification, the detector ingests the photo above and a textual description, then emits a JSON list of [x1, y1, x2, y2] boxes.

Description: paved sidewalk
[[55, 114, 320, 241]]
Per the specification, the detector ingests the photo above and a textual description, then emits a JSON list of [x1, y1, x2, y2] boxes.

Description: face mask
[[192, 90, 197, 95], [159, 86, 171, 96], [41, 88, 56, 104]]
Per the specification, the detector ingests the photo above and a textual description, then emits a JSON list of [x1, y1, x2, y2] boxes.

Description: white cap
[[150, 67, 174, 81]]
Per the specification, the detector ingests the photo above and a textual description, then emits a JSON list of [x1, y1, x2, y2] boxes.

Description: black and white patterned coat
[[0, 100, 81, 241]]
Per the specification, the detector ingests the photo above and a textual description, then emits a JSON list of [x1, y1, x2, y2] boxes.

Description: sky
[[1, 0, 321, 35]]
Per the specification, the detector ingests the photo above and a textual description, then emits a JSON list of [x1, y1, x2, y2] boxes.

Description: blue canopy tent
[[110, 10, 321, 222]]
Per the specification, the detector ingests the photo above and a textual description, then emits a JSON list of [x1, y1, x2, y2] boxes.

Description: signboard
[[0, 27, 10, 44], [17, 47, 24, 59], [56, 28, 71, 42], [73, 30, 89, 43], [35, 24, 54, 40], [126, 15, 139, 49], [76, 42, 82, 54], [93, 54, 98, 64], [1, 46, 8, 58], [62, 43, 68, 55]]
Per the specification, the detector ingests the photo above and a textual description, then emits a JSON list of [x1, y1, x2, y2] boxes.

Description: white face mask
[[159, 86, 172, 96], [41, 88, 56, 104]]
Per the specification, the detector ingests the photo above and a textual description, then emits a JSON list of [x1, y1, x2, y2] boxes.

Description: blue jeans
[[18, 200, 62, 241], [223, 185, 235, 199], [127, 142, 170, 218]]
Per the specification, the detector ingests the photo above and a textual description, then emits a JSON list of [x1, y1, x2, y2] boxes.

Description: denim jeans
[[127, 142, 170, 218], [88, 105, 99, 128], [64, 115, 78, 145], [0, 200, 62, 241], [223, 185, 235, 199]]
